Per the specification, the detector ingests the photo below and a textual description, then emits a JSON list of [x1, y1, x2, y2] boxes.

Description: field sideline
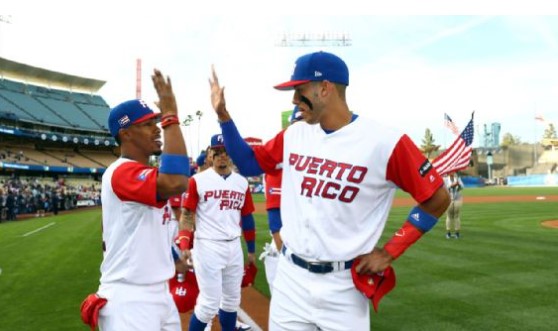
[[0, 186, 557, 330]]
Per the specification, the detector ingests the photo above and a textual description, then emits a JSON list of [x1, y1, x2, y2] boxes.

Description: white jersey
[[184, 168, 253, 241], [100, 158, 175, 285], [254, 116, 444, 262]]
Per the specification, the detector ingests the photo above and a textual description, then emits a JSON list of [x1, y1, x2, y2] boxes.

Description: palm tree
[[182, 115, 194, 154], [196, 110, 203, 156]]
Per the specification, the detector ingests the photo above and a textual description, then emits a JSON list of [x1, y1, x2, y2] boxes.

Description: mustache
[[299, 95, 313, 111]]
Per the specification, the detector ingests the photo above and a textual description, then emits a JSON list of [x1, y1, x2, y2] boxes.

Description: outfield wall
[[506, 173, 558, 186]]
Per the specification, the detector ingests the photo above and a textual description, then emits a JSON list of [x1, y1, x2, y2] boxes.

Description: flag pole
[[534, 105, 538, 166]]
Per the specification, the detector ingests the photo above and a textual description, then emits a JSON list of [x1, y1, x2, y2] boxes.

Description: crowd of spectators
[[0, 174, 101, 222]]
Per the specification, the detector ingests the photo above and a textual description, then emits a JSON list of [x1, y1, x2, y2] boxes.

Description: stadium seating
[[0, 78, 110, 131]]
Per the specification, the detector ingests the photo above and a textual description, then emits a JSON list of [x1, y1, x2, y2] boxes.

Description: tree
[[182, 114, 194, 127], [195, 110, 203, 155], [420, 128, 440, 159], [543, 123, 557, 139], [500, 132, 521, 148]]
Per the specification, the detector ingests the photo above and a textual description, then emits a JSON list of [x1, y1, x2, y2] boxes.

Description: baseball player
[[208, 51, 451, 331], [444, 171, 464, 239], [259, 106, 303, 294], [169, 150, 252, 331], [81, 69, 190, 331], [180, 133, 256, 331]]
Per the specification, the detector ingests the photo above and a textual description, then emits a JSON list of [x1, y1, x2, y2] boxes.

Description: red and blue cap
[[210, 134, 225, 149], [274, 51, 349, 90], [108, 99, 160, 138], [196, 151, 207, 167]]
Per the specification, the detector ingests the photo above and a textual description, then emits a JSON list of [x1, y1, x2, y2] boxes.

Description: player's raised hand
[[209, 65, 231, 122], [152, 69, 178, 116]]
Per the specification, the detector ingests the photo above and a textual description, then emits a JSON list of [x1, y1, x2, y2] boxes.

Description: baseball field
[[0, 186, 557, 331]]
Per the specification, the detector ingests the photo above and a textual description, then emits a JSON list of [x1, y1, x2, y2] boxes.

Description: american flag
[[444, 113, 459, 136], [535, 115, 545, 123], [433, 112, 475, 176]]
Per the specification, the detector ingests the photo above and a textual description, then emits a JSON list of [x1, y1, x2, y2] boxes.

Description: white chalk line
[[238, 307, 263, 331], [22, 222, 56, 237]]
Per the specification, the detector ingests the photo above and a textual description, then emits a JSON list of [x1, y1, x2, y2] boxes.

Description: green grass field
[[1, 187, 557, 330]]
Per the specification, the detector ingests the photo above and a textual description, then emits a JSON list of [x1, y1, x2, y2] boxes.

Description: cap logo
[[138, 99, 149, 108], [217, 135, 224, 143], [314, 71, 323, 77], [118, 115, 131, 127]]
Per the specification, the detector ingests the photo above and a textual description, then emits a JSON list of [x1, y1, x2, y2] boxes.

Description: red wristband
[[383, 221, 423, 259], [161, 115, 180, 129], [176, 229, 193, 250]]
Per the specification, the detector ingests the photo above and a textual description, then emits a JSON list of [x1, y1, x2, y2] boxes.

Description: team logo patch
[[418, 160, 433, 177], [268, 187, 281, 195], [118, 115, 130, 127], [137, 169, 153, 181]]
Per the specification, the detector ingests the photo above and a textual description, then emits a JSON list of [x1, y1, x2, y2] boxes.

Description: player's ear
[[320, 80, 334, 98], [119, 127, 132, 142]]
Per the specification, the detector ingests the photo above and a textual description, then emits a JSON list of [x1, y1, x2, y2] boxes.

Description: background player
[[208, 51, 450, 331], [172, 148, 252, 331], [444, 171, 464, 239], [181, 134, 256, 331], [82, 69, 190, 331]]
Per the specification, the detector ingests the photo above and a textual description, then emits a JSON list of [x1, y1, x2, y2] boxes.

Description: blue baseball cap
[[196, 151, 207, 167], [289, 105, 303, 123], [274, 51, 349, 90], [210, 134, 225, 148], [108, 99, 160, 138]]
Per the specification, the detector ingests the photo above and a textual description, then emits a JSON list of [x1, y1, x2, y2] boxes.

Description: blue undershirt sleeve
[[220, 120, 264, 177]]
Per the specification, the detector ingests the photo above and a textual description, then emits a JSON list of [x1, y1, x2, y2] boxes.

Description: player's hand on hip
[[354, 247, 394, 275], [209, 65, 231, 122], [152, 69, 178, 116]]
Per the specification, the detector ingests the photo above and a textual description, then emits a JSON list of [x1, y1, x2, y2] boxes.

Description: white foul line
[[22, 222, 55, 237], [237, 307, 263, 331]]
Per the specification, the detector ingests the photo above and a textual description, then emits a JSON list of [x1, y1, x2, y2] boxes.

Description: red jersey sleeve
[[183, 177, 199, 211], [386, 134, 444, 203], [253, 130, 285, 174], [241, 188, 256, 217], [112, 162, 166, 208]]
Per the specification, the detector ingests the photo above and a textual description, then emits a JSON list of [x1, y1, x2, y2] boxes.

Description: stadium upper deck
[[0, 57, 118, 176]]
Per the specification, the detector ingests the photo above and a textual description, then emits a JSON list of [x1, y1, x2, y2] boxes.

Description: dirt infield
[[541, 220, 558, 229]]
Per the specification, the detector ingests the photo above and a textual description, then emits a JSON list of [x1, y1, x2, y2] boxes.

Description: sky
[[1, 1, 557, 158]]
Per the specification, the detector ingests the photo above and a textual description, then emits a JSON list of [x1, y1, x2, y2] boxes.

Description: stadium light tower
[[136, 58, 142, 99], [0, 15, 12, 55], [275, 31, 352, 47], [0, 15, 12, 24]]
